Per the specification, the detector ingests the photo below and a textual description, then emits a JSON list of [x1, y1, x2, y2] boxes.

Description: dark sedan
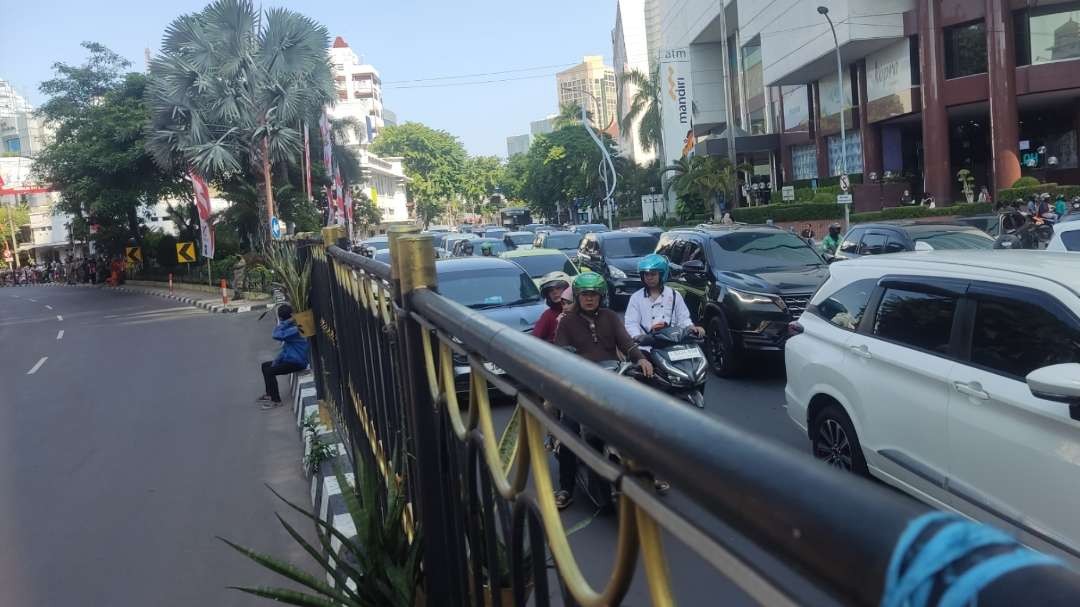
[[835, 221, 994, 259]]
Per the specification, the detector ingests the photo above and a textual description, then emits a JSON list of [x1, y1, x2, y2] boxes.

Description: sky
[[2, 0, 617, 158]]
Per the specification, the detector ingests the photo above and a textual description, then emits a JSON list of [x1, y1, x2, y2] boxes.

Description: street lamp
[[817, 5, 850, 231], [576, 89, 618, 229]]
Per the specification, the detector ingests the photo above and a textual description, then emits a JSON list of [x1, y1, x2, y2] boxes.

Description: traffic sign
[[270, 216, 282, 240], [176, 241, 196, 264], [125, 246, 142, 264], [837, 194, 854, 205], [839, 174, 850, 192], [781, 186, 795, 202]]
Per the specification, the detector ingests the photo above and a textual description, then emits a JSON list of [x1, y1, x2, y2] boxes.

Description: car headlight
[[729, 287, 784, 310], [609, 266, 627, 279]]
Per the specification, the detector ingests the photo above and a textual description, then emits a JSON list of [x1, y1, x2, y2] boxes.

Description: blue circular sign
[[270, 216, 282, 239]]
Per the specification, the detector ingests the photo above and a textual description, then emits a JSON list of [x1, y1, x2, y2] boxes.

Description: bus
[[499, 207, 532, 230]]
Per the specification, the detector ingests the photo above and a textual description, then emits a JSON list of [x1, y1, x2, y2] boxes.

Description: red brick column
[[986, 0, 1021, 194], [919, 0, 952, 201]]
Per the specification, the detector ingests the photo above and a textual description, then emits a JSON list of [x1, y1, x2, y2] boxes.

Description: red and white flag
[[189, 170, 215, 259]]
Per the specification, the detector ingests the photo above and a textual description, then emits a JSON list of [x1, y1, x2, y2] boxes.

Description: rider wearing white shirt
[[624, 254, 703, 346]]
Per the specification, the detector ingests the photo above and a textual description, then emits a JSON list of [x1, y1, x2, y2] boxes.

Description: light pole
[[818, 5, 850, 231], [576, 90, 618, 229]]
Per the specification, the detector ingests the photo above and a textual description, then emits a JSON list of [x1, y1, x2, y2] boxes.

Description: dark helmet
[[277, 303, 294, 321], [829, 222, 842, 233], [461, 241, 474, 255]]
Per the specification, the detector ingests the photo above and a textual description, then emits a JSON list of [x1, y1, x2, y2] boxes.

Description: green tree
[[369, 122, 467, 226], [350, 188, 382, 231], [145, 0, 334, 244], [33, 43, 185, 254], [516, 125, 618, 221], [618, 68, 663, 155], [664, 156, 748, 219], [461, 156, 505, 216], [553, 102, 595, 130], [0, 203, 30, 247]]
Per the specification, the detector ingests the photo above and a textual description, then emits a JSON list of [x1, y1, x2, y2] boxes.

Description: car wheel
[[810, 404, 868, 476], [705, 313, 742, 377]]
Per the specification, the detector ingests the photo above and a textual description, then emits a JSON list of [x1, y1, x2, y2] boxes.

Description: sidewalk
[[104, 281, 274, 314]]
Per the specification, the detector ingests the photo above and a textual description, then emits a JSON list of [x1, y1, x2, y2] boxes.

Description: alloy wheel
[[815, 419, 853, 470]]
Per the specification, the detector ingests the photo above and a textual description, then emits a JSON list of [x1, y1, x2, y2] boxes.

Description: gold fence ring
[[471, 370, 529, 499], [439, 341, 471, 440]]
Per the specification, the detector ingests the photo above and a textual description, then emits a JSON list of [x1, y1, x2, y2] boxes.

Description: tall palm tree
[[553, 102, 594, 130], [664, 155, 749, 216], [145, 0, 334, 244], [618, 68, 663, 155]]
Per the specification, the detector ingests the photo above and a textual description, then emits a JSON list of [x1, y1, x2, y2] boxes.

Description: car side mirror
[[1026, 363, 1080, 421], [681, 260, 707, 274]]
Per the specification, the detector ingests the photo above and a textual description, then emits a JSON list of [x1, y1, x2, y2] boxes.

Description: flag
[[319, 112, 333, 174], [189, 170, 215, 259], [325, 186, 336, 225], [344, 188, 353, 223], [333, 164, 346, 226], [303, 122, 313, 202]]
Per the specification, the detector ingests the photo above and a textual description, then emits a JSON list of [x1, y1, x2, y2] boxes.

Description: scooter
[[634, 326, 708, 409]]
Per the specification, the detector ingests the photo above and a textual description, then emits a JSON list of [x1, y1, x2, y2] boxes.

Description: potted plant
[[957, 169, 976, 204], [265, 243, 315, 337]]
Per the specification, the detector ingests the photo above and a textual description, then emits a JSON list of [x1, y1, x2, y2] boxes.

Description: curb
[[290, 372, 358, 591], [76, 283, 273, 314]]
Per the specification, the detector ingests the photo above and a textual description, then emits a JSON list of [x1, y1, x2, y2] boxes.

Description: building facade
[[357, 149, 409, 225], [556, 56, 619, 131], [327, 37, 385, 147], [530, 115, 557, 136], [613, 0, 658, 165], [506, 134, 531, 157], [657, 0, 1080, 204]]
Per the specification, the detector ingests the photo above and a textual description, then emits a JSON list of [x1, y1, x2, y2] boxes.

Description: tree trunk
[[127, 205, 142, 245]]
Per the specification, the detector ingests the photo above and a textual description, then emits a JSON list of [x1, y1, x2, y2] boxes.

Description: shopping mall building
[[658, 0, 1080, 203]]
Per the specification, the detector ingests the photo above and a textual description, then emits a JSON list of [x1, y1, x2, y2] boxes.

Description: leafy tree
[[351, 188, 382, 231], [33, 42, 186, 254], [553, 102, 594, 130], [461, 156, 504, 216], [614, 157, 662, 219], [618, 68, 663, 155], [145, 0, 334, 244], [369, 122, 467, 226], [515, 125, 618, 222], [664, 155, 748, 219], [0, 203, 30, 246]]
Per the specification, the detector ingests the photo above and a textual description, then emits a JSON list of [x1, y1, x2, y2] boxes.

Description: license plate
[[668, 348, 702, 362]]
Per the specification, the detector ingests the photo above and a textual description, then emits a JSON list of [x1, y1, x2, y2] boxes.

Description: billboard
[[658, 47, 694, 167], [865, 39, 917, 123]]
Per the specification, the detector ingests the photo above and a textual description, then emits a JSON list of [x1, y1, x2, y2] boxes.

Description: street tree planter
[[293, 309, 316, 337]]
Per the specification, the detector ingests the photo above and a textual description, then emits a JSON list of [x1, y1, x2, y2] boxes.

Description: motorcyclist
[[820, 223, 842, 256], [1055, 194, 1068, 219], [624, 254, 703, 348], [532, 272, 572, 343], [460, 240, 475, 256], [553, 272, 653, 509], [480, 241, 495, 257]]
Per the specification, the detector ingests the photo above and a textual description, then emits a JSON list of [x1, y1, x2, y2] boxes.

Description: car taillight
[[787, 321, 804, 337]]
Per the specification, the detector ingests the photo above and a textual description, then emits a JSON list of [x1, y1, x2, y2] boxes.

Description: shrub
[[154, 233, 179, 269], [851, 202, 992, 223], [1011, 176, 1041, 188], [998, 182, 1059, 202], [732, 202, 842, 224]]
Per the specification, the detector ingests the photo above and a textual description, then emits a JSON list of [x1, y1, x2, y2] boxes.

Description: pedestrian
[[900, 190, 914, 206], [721, 212, 734, 225], [977, 186, 991, 204], [800, 223, 815, 240], [256, 303, 310, 410]]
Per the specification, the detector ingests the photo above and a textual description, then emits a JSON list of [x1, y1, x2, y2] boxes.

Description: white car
[[1047, 220, 1080, 252], [785, 250, 1080, 566]]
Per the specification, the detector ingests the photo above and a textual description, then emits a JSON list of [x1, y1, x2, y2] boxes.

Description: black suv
[[658, 226, 828, 377], [576, 230, 660, 306]]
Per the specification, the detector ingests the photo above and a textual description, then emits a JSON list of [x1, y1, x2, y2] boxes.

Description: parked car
[[523, 223, 555, 233], [576, 231, 660, 306], [621, 226, 664, 239], [441, 233, 479, 258], [953, 214, 1001, 237], [503, 231, 536, 250], [426, 225, 452, 234], [570, 223, 609, 235], [355, 235, 389, 258], [784, 250, 1080, 566], [533, 230, 583, 254], [480, 227, 509, 240], [658, 226, 828, 377], [436, 257, 548, 393], [451, 237, 508, 257], [500, 248, 580, 287], [835, 221, 993, 259], [1046, 220, 1080, 252]]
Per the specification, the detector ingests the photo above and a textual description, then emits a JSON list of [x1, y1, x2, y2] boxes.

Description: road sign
[[781, 186, 795, 202], [837, 194, 854, 205], [176, 241, 196, 264], [270, 216, 282, 240], [839, 174, 850, 192], [125, 246, 142, 264]]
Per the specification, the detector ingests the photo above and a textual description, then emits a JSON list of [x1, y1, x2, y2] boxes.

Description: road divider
[[26, 357, 48, 375]]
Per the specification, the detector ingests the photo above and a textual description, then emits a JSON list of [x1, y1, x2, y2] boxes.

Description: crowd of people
[[1, 254, 127, 287]]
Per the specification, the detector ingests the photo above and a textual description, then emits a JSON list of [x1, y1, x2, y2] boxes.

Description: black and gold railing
[[306, 226, 1080, 606]]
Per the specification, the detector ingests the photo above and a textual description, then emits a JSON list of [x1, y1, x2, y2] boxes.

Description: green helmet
[[573, 271, 606, 295]]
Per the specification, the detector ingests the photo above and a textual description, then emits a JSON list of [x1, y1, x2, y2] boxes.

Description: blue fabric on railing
[[881, 512, 1064, 607]]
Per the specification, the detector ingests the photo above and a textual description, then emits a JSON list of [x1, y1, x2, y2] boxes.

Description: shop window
[[1028, 3, 1080, 64], [944, 21, 988, 78], [792, 144, 818, 180]]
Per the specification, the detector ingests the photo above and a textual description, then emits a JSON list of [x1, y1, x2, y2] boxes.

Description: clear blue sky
[[2, 0, 616, 158]]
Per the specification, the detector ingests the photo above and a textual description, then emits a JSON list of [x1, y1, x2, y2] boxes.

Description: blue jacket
[[273, 319, 310, 367]]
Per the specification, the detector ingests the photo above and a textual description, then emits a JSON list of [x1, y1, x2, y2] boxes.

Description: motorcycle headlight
[[729, 287, 784, 310], [656, 355, 691, 383], [609, 265, 627, 279]]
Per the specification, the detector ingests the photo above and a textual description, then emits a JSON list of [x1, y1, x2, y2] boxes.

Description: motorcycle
[[633, 326, 708, 409], [994, 210, 1054, 250]]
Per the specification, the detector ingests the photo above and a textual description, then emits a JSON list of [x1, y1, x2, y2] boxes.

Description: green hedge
[[733, 201, 992, 224], [850, 202, 992, 223], [769, 184, 845, 204], [997, 182, 1059, 201], [1011, 176, 1041, 188]]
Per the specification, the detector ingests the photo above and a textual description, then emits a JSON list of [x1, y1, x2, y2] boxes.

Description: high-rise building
[[0, 80, 31, 118], [612, 0, 657, 165], [556, 56, 618, 132], [0, 79, 50, 157], [643, 0, 663, 73], [530, 115, 557, 136], [327, 36, 384, 147], [506, 134, 531, 157]]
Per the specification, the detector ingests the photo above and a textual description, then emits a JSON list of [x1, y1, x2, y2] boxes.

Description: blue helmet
[[637, 253, 669, 282]]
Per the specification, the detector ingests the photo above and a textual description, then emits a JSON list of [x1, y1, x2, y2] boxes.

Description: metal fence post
[[394, 234, 465, 604]]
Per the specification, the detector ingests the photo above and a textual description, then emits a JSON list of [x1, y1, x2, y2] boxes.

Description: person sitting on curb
[[256, 303, 310, 410]]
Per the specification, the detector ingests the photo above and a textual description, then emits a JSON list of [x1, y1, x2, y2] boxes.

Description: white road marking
[[56, 329, 64, 340], [45, 305, 53, 310], [29, 298, 37, 302], [56, 315, 63, 321], [26, 357, 48, 375]]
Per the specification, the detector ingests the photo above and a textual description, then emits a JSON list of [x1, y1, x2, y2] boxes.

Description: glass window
[[813, 278, 878, 330], [945, 21, 988, 78], [792, 144, 818, 180], [1028, 4, 1080, 64], [544, 233, 581, 250], [910, 36, 922, 85], [839, 228, 866, 254], [438, 268, 541, 308], [710, 232, 824, 271], [827, 131, 863, 176], [912, 229, 994, 250], [884, 239, 907, 253], [970, 298, 1080, 378], [601, 235, 657, 258], [873, 289, 957, 354], [858, 233, 887, 255], [508, 254, 578, 278], [1060, 230, 1080, 251]]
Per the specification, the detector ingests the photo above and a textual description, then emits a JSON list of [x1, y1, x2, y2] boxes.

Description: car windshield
[[602, 235, 657, 258], [710, 232, 824, 271], [544, 234, 581, 249], [912, 229, 994, 250], [509, 254, 579, 278], [508, 233, 534, 245], [438, 267, 540, 308]]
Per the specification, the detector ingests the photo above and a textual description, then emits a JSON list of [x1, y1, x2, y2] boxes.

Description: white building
[[612, 0, 658, 165], [327, 36, 385, 147], [530, 115, 557, 136], [556, 57, 619, 131], [357, 149, 409, 224], [506, 134, 531, 157]]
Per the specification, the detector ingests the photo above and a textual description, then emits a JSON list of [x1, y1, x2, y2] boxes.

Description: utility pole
[[717, 4, 739, 217], [6, 196, 20, 269], [819, 6, 850, 231]]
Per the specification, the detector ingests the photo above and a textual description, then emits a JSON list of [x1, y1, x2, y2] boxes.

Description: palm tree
[[664, 156, 750, 217], [145, 0, 334, 244], [618, 68, 663, 155], [553, 102, 594, 130]]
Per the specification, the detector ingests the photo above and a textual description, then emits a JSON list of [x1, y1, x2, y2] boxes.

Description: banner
[[658, 47, 694, 167], [189, 170, 214, 259], [333, 164, 346, 226], [866, 39, 916, 123]]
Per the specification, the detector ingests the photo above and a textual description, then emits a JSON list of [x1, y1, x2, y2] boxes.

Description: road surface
[[0, 285, 313, 606]]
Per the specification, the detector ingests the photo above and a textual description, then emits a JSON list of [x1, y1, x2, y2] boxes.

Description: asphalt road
[[0, 285, 313, 606]]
